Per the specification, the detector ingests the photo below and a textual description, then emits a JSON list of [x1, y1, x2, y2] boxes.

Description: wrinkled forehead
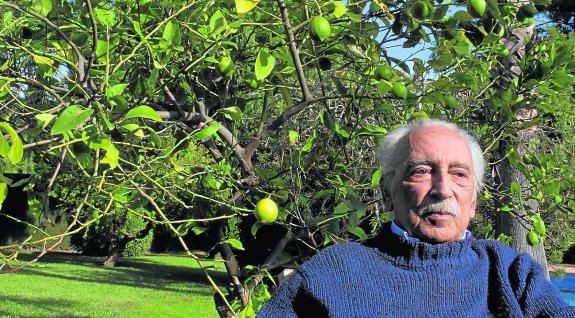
[[406, 125, 474, 167]]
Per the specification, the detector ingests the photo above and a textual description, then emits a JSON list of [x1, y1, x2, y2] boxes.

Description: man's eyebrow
[[403, 160, 471, 171], [404, 160, 433, 170], [451, 162, 471, 171]]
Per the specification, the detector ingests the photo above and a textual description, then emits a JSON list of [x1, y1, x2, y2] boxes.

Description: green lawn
[[0, 252, 228, 318]]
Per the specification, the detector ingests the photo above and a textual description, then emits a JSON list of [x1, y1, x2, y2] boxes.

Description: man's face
[[390, 125, 477, 243]]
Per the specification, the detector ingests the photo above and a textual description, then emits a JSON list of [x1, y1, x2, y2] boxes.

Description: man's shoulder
[[470, 238, 539, 265], [299, 242, 373, 270], [471, 238, 519, 254], [311, 241, 370, 259]]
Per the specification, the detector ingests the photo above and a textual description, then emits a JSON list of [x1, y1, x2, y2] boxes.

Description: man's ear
[[470, 198, 477, 219]]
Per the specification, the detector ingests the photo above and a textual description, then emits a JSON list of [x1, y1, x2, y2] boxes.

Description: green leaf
[[192, 226, 209, 235], [302, 131, 316, 152], [191, 122, 221, 140], [122, 123, 140, 131], [332, 1, 346, 18], [433, 4, 449, 20], [288, 130, 298, 144], [0, 123, 23, 164], [31, 0, 52, 16], [216, 106, 243, 121], [123, 106, 162, 122], [51, 105, 94, 135], [33, 55, 54, 66], [505, 147, 521, 167], [333, 202, 350, 216], [530, 214, 546, 236], [255, 48, 275, 80], [161, 21, 179, 49], [86, 135, 119, 169], [95, 7, 116, 27], [347, 226, 367, 240], [224, 238, 245, 250], [107, 84, 127, 98], [543, 180, 560, 196], [209, 10, 228, 38], [0, 135, 8, 157], [0, 183, 7, 209], [251, 222, 263, 237], [510, 181, 522, 197], [550, 71, 574, 89], [235, 0, 260, 14], [371, 168, 382, 187], [35, 113, 56, 129]]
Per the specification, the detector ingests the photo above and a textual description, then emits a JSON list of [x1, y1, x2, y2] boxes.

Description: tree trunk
[[495, 133, 549, 280], [493, 1, 549, 278], [103, 221, 154, 268]]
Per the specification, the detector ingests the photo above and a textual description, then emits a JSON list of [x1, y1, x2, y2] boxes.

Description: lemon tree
[[1, 0, 575, 316]]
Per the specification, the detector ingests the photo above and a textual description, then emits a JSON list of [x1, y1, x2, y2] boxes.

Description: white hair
[[376, 119, 484, 199]]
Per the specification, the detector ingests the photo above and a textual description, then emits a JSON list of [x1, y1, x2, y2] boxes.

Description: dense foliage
[[1, 0, 574, 316]]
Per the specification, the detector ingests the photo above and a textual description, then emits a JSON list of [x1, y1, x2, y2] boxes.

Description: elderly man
[[257, 119, 575, 317]]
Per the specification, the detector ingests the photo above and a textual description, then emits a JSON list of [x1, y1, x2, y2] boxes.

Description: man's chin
[[416, 226, 459, 244]]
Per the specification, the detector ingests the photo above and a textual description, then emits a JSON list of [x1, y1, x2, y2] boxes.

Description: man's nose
[[431, 171, 453, 199]]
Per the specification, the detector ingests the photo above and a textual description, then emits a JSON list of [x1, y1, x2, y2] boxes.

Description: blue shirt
[[390, 220, 471, 242]]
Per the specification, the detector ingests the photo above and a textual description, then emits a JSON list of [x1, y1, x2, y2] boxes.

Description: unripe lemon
[[375, 64, 394, 81], [411, 1, 429, 20], [467, 0, 487, 18], [527, 231, 539, 246], [519, 4, 537, 19], [444, 95, 458, 109], [218, 57, 235, 77], [391, 82, 408, 100], [310, 16, 331, 42], [254, 198, 278, 224]]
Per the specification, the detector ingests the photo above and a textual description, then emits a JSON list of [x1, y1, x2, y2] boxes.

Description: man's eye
[[413, 168, 431, 175], [452, 171, 468, 179]]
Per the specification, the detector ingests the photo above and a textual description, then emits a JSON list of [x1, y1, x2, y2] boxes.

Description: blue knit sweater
[[258, 223, 575, 317]]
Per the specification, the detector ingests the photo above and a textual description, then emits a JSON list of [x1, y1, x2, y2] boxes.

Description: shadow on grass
[[0, 295, 91, 318], [9, 252, 229, 297]]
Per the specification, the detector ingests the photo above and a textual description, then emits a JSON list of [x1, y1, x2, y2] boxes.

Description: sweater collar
[[364, 222, 476, 270], [390, 220, 472, 242]]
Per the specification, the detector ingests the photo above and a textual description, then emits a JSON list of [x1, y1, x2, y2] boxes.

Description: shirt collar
[[390, 220, 471, 242]]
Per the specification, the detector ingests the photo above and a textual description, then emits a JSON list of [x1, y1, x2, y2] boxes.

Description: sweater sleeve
[[511, 253, 575, 318], [256, 270, 329, 318], [256, 270, 302, 318]]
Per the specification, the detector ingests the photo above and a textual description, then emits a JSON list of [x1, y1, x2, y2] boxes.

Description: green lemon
[[519, 4, 537, 19], [375, 64, 394, 81], [527, 231, 539, 246], [444, 95, 458, 109], [254, 198, 279, 224], [411, 1, 429, 20], [467, 0, 487, 18], [310, 16, 331, 42], [217, 56, 235, 77], [391, 82, 408, 100]]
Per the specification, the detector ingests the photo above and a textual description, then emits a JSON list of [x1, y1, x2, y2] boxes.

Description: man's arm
[[257, 270, 329, 317], [511, 254, 575, 318], [257, 271, 304, 317]]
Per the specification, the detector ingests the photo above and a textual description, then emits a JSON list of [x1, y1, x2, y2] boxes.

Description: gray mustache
[[417, 200, 460, 217]]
